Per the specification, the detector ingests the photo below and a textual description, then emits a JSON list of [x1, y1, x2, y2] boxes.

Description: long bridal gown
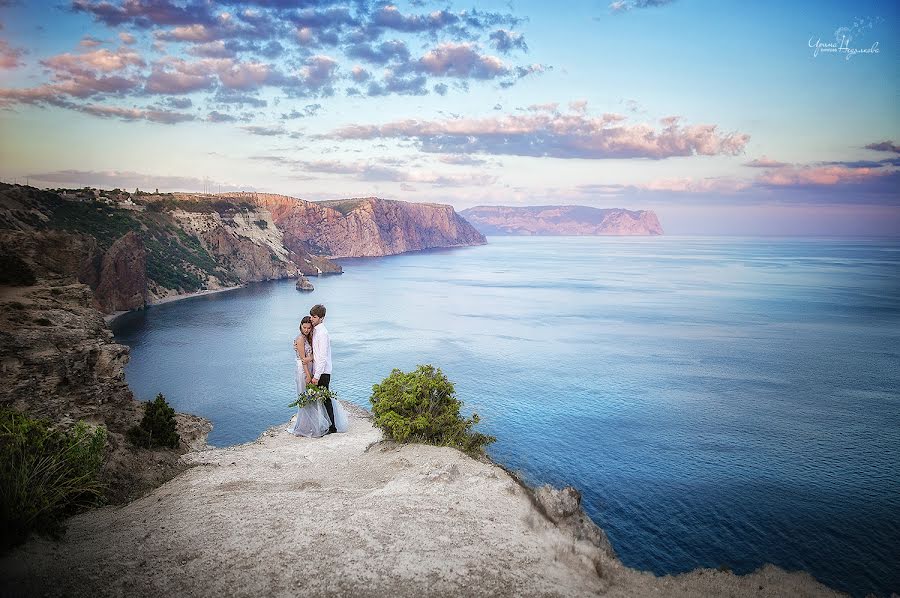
[[287, 338, 331, 438]]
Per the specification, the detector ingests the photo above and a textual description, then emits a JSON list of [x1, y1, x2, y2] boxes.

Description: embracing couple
[[288, 303, 348, 438]]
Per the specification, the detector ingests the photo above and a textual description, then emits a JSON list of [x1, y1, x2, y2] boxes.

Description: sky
[[0, 0, 898, 235]]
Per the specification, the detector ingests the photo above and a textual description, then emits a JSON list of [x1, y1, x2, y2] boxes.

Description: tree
[[127, 394, 180, 449]]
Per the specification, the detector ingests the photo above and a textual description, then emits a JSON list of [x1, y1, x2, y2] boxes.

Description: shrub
[[370, 365, 495, 456], [0, 408, 107, 550], [128, 394, 180, 449]]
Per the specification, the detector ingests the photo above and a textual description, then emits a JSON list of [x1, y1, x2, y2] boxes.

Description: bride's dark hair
[[300, 315, 314, 356]]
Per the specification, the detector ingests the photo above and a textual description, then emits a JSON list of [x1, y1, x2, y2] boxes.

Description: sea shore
[[103, 284, 246, 324]]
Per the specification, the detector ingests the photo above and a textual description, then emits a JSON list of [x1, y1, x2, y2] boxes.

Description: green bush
[[128, 394, 180, 449], [0, 408, 107, 550], [370, 365, 495, 456]]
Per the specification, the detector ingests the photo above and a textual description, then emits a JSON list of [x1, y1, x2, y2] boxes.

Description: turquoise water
[[112, 236, 900, 597]]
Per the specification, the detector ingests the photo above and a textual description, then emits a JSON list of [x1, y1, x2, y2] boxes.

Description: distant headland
[[460, 205, 664, 236]]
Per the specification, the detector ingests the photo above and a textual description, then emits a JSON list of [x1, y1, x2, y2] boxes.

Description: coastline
[[0, 409, 843, 598], [103, 284, 246, 324]]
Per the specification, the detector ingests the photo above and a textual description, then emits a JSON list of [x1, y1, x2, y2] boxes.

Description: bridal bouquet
[[289, 385, 336, 409]]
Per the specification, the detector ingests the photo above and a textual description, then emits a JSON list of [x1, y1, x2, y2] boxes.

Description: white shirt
[[312, 322, 332, 378]]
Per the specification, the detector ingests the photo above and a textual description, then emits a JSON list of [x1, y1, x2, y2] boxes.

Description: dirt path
[[1, 407, 843, 598]]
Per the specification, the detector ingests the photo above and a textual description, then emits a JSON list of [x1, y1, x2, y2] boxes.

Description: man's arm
[[312, 328, 328, 379]]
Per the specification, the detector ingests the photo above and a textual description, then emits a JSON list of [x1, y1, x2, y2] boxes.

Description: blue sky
[[0, 0, 897, 234]]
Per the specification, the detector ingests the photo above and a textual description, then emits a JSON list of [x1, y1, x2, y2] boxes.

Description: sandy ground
[[1, 406, 845, 598]]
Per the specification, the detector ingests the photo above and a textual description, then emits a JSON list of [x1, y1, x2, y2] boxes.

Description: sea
[[111, 236, 900, 597]]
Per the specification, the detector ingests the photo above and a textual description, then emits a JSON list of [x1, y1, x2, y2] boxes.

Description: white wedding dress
[[287, 338, 331, 438]]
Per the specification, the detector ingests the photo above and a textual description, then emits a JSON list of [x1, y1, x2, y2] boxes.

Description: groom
[[309, 304, 336, 434]]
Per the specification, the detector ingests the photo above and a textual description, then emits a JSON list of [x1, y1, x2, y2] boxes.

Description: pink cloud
[[252, 155, 495, 187], [744, 156, 790, 168], [146, 56, 281, 92], [119, 32, 137, 45], [299, 55, 338, 90], [638, 177, 752, 193], [76, 103, 195, 123], [0, 40, 25, 69], [156, 24, 215, 43], [757, 165, 891, 186], [26, 170, 235, 191], [568, 100, 588, 113], [418, 42, 507, 79], [79, 36, 105, 48], [187, 40, 235, 59], [218, 60, 275, 90], [328, 108, 750, 160], [350, 65, 370, 82], [527, 102, 559, 113], [42, 47, 145, 74], [145, 68, 215, 94]]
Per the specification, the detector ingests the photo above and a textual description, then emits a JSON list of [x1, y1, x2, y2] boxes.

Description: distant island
[[460, 205, 664, 236]]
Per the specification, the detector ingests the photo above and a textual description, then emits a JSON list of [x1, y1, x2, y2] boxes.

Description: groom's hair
[[310, 304, 326, 318]]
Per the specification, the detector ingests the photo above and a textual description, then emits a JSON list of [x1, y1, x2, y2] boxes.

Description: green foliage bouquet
[[290, 385, 336, 410], [369, 364, 495, 456]]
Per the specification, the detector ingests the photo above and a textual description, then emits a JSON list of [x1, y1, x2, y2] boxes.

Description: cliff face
[[171, 208, 301, 284], [1, 184, 485, 314], [460, 205, 664, 236], [255, 194, 487, 259], [0, 256, 210, 503], [83, 231, 149, 312]]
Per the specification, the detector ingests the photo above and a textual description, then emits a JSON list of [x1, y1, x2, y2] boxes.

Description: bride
[[287, 316, 331, 437]]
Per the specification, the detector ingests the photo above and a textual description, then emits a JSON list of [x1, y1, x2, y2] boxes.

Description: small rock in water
[[295, 276, 314, 292]]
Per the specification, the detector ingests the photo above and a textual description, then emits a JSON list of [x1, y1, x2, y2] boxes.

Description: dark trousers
[[318, 374, 336, 431]]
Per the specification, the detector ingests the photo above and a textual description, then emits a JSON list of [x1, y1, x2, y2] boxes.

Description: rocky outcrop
[[0, 229, 96, 282], [87, 231, 148, 313], [295, 275, 314, 292], [0, 279, 210, 503], [0, 413, 844, 597], [254, 194, 486, 259], [460, 205, 664, 236]]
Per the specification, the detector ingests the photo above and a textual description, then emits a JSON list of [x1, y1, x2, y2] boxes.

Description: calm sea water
[[112, 236, 900, 597]]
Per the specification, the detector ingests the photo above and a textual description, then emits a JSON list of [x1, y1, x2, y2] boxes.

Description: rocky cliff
[[0, 249, 210, 504], [254, 194, 487, 259], [0, 411, 843, 597], [0, 184, 487, 315], [460, 205, 664, 236], [0, 184, 340, 313], [80, 231, 149, 312], [172, 193, 343, 276]]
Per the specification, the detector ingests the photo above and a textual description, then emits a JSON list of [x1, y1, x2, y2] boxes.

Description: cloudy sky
[[0, 0, 897, 234]]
